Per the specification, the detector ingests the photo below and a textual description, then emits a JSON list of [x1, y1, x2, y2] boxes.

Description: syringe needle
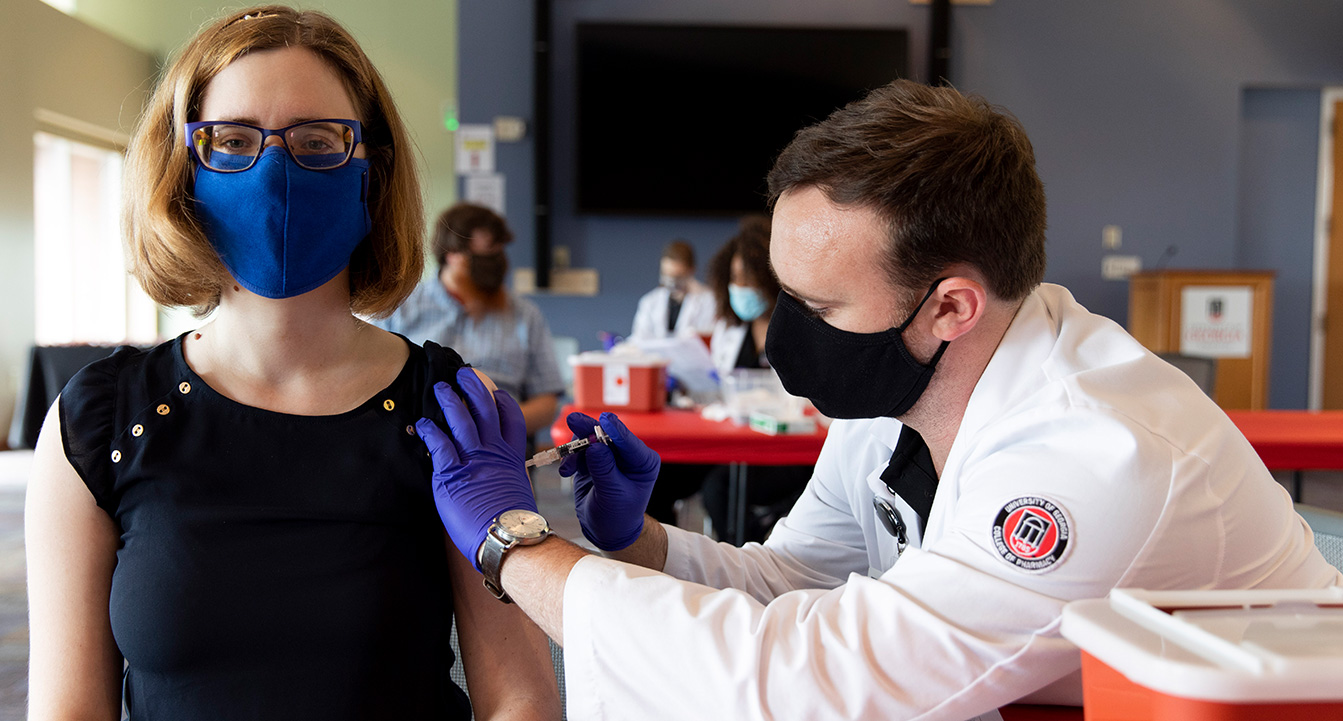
[[524, 425, 612, 469], [524, 447, 561, 469]]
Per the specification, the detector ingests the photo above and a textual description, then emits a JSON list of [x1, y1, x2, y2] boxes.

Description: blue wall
[[457, 0, 1343, 408], [1237, 88, 1320, 408]]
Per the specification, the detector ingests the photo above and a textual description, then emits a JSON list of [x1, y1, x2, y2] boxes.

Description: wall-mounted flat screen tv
[[576, 23, 909, 215]]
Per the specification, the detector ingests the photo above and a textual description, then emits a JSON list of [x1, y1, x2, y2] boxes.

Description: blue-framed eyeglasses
[[184, 119, 363, 172]]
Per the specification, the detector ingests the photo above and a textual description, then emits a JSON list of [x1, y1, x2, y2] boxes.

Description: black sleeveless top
[[59, 333, 473, 719]]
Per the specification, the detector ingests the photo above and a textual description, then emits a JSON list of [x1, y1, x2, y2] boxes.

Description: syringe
[[525, 424, 612, 468]]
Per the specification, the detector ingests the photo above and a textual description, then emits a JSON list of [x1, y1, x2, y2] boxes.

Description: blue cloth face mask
[[192, 146, 372, 299], [728, 284, 769, 322]]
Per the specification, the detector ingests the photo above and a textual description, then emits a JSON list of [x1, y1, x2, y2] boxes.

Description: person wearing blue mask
[[416, 79, 1341, 720], [24, 7, 559, 720], [640, 216, 812, 542], [701, 215, 812, 542], [706, 215, 777, 378]]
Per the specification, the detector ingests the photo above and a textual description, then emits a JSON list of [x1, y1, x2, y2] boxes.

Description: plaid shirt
[[378, 280, 564, 401]]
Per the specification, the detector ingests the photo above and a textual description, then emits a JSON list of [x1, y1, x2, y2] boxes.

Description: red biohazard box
[[569, 351, 668, 413], [1061, 588, 1343, 721]]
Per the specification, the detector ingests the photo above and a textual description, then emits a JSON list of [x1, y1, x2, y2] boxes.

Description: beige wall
[[1, 1, 458, 446], [0, 0, 157, 445]]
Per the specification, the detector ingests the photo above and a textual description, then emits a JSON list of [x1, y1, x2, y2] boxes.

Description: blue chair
[[1296, 503, 1343, 572]]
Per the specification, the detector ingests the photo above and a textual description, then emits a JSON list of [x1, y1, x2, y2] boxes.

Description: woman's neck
[[181, 272, 406, 415], [202, 277, 364, 376]]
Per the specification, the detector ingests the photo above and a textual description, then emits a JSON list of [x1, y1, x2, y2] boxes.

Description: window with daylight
[[33, 131, 157, 345]]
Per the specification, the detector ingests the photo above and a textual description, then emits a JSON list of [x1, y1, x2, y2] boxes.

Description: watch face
[[497, 509, 550, 540]]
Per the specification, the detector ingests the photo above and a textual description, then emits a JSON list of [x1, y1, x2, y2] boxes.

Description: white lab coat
[[708, 318, 749, 378], [562, 284, 1342, 721], [630, 280, 717, 341]]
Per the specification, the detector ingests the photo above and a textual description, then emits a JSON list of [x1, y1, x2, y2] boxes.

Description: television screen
[[575, 23, 909, 215]]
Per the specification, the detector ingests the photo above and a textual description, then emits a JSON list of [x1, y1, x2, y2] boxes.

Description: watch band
[[478, 513, 553, 604], [479, 527, 515, 603]]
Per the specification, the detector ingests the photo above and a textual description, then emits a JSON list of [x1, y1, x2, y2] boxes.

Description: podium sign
[[1128, 270, 1274, 410], [1179, 286, 1253, 358]]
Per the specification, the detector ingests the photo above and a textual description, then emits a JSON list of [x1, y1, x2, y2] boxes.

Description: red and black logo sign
[[992, 496, 1071, 572]]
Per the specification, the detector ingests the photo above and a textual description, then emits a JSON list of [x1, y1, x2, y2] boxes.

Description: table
[[550, 406, 828, 543], [1226, 410, 1343, 500], [9, 344, 126, 449]]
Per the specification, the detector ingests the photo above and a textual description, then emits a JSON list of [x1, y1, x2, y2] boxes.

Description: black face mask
[[469, 252, 508, 293], [765, 280, 949, 419]]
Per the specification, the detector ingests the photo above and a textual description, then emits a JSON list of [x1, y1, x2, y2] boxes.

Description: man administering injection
[[416, 80, 1341, 720]]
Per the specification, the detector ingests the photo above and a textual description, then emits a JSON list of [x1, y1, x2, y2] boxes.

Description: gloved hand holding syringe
[[525, 424, 612, 468]]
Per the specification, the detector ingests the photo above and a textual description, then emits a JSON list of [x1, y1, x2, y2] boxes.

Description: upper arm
[[446, 537, 561, 721], [937, 407, 1174, 598], [26, 398, 124, 721]]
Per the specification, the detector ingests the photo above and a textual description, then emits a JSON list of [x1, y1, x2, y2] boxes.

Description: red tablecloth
[[550, 405, 827, 466], [552, 408, 1343, 472], [1226, 410, 1343, 470]]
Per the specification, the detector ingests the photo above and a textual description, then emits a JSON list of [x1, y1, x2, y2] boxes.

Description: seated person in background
[[646, 217, 813, 543], [629, 239, 717, 342], [381, 203, 564, 436]]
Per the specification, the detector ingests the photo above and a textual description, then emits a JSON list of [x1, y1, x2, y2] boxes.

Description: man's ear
[[928, 276, 987, 342]]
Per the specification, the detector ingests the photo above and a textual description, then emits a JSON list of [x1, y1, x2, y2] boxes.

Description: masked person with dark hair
[[415, 80, 1342, 720], [382, 202, 564, 436]]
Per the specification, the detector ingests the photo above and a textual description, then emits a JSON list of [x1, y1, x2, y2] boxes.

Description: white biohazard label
[[602, 363, 630, 406]]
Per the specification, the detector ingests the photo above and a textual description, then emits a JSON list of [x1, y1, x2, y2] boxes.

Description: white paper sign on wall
[[455, 124, 495, 174]]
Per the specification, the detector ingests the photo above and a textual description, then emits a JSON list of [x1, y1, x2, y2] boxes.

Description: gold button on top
[[157, 404, 171, 416], [383, 399, 395, 411], [179, 381, 192, 394], [132, 424, 144, 437], [111, 450, 122, 463]]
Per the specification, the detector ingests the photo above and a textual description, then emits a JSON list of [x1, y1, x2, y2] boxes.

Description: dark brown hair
[[431, 202, 514, 266], [766, 79, 1046, 302], [661, 239, 695, 269], [123, 5, 423, 318], [709, 215, 779, 325]]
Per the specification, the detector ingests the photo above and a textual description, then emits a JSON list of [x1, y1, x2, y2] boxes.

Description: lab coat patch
[[992, 496, 1071, 572]]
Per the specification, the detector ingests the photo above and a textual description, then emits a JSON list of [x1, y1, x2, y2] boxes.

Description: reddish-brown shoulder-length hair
[[122, 5, 424, 318]]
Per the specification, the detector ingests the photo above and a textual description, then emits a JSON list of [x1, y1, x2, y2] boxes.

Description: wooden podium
[[1127, 270, 1274, 410]]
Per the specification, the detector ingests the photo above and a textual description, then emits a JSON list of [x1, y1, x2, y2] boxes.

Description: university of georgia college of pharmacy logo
[[992, 496, 1071, 572]]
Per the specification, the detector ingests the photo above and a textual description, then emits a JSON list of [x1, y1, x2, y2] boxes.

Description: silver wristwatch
[[477, 509, 553, 603]]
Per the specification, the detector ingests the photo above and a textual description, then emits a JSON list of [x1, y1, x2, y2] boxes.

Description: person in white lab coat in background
[[705, 215, 777, 379], [645, 215, 813, 544], [629, 239, 717, 342], [415, 79, 1343, 720]]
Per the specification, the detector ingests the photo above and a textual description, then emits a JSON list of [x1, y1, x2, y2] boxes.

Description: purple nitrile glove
[[558, 411, 661, 551], [416, 369, 537, 572]]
